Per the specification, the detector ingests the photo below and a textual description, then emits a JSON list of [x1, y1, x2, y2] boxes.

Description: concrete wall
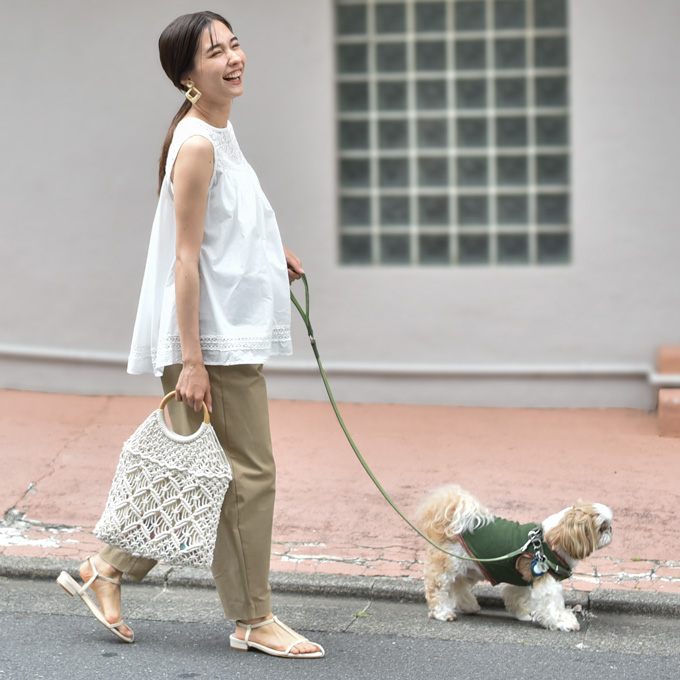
[[1, 0, 679, 407]]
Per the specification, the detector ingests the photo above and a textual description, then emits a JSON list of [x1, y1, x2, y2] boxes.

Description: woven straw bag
[[94, 391, 232, 568]]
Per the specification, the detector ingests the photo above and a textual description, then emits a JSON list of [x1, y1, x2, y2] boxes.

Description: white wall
[[1, 0, 679, 407]]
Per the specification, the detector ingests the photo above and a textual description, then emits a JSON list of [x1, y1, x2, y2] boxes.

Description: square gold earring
[[185, 81, 202, 104]]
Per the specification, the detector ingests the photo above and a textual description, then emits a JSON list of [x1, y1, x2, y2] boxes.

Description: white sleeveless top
[[127, 117, 292, 376]]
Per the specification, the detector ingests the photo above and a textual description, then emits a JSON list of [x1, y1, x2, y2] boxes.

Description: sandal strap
[[272, 616, 305, 642], [235, 616, 275, 644], [95, 572, 123, 585], [79, 556, 122, 594], [90, 556, 123, 585], [235, 616, 275, 631], [235, 615, 309, 650], [273, 618, 310, 654]]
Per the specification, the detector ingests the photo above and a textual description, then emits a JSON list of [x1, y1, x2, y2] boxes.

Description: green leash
[[290, 274, 563, 574]]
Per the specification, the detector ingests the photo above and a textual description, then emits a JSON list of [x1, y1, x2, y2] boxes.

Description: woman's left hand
[[284, 247, 304, 284]]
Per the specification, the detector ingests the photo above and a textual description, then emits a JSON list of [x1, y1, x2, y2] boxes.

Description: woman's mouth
[[224, 70, 242, 84]]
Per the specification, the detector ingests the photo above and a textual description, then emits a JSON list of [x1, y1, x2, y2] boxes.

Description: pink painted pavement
[[1, 389, 678, 594]]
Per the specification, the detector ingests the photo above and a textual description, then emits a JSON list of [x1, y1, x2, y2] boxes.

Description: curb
[[2, 554, 679, 618]]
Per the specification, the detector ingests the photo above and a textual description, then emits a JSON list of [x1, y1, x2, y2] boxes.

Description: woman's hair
[[157, 11, 233, 194]]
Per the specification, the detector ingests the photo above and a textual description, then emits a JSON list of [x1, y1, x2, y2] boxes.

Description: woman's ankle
[[89, 554, 122, 579], [238, 614, 272, 626]]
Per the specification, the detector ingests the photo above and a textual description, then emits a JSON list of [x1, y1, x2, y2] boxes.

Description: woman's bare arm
[[171, 135, 214, 413]]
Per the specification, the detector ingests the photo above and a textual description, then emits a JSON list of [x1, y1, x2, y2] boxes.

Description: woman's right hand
[[175, 362, 212, 413]]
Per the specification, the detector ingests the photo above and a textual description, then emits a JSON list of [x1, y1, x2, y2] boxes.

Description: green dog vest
[[459, 518, 571, 586]]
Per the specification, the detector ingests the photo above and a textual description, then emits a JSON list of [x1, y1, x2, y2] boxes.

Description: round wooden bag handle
[[159, 390, 210, 425]]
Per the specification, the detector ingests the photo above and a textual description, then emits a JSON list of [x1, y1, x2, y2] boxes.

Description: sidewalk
[[1, 388, 679, 598]]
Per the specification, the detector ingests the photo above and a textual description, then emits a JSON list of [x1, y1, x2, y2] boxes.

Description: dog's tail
[[416, 485, 494, 545]]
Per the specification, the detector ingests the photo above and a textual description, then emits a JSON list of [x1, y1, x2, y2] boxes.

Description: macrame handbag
[[94, 391, 232, 568]]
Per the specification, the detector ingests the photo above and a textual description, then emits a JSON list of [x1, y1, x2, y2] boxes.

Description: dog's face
[[544, 502, 613, 561]]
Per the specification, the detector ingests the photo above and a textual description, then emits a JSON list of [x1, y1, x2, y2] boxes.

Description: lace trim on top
[[204, 123, 245, 167], [128, 329, 293, 375], [148, 328, 291, 356]]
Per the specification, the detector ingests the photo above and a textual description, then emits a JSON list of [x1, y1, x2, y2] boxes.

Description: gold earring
[[185, 80, 202, 104]]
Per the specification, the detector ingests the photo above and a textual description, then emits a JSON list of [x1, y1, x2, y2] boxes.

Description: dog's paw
[[504, 603, 532, 621], [547, 611, 580, 632], [429, 607, 457, 622], [458, 600, 481, 615]]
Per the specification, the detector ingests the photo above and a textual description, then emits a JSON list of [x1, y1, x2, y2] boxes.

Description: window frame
[[336, 0, 571, 267]]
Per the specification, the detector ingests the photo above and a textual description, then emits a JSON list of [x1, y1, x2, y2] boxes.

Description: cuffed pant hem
[[98, 545, 157, 582], [221, 594, 272, 622]]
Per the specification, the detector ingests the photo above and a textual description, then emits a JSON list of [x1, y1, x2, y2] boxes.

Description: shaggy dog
[[417, 485, 613, 631]]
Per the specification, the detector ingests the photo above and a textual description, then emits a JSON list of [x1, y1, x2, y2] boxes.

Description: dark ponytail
[[157, 11, 233, 194]]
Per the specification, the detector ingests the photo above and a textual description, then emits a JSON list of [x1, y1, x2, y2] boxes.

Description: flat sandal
[[56, 556, 134, 643], [229, 615, 324, 658]]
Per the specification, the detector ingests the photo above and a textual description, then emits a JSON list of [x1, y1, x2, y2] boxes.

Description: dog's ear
[[514, 554, 535, 583], [547, 504, 598, 560]]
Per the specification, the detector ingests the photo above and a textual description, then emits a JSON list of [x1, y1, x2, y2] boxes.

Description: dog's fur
[[417, 485, 613, 631]]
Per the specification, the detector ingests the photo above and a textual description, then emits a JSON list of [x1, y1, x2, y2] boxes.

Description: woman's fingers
[[284, 247, 304, 274], [175, 366, 211, 412]]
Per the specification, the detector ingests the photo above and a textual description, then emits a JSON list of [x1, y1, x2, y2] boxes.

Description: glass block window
[[336, 0, 570, 266]]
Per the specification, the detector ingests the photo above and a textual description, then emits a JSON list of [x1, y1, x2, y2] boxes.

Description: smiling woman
[[156, 12, 245, 193], [55, 10, 323, 661]]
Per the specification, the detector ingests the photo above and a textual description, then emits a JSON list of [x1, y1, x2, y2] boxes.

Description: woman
[[58, 11, 323, 659]]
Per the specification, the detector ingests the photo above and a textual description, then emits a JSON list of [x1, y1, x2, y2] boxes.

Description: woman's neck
[[185, 99, 232, 128]]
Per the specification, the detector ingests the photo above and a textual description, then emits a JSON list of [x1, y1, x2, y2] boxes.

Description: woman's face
[[186, 21, 246, 102]]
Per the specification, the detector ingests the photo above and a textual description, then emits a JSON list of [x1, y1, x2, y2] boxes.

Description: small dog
[[416, 485, 613, 631]]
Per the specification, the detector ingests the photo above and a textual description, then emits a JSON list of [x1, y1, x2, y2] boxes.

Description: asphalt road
[[1, 577, 679, 680]]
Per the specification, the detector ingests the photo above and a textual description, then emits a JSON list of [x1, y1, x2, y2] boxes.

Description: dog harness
[[459, 518, 572, 586]]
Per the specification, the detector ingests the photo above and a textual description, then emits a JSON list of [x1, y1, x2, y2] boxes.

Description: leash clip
[[528, 527, 549, 576]]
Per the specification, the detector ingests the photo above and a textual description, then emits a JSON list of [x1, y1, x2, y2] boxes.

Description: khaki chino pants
[[100, 364, 276, 620]]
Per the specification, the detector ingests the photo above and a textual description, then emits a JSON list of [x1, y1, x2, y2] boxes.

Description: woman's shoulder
[[165, 118, 217, 172], [170, 117, 244, 171], [174, 134, 214, 164], [172, 117, 217, 145]]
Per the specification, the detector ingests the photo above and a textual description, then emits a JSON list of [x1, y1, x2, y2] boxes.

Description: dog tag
[[531, 557, 548, 576]]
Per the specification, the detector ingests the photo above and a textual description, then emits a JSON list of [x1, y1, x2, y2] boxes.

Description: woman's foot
[[233, 614, 324, 657], [78, 555, 134, 641]]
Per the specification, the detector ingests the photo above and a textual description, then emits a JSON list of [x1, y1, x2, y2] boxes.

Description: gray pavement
[[2, 569, 680, 680]]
